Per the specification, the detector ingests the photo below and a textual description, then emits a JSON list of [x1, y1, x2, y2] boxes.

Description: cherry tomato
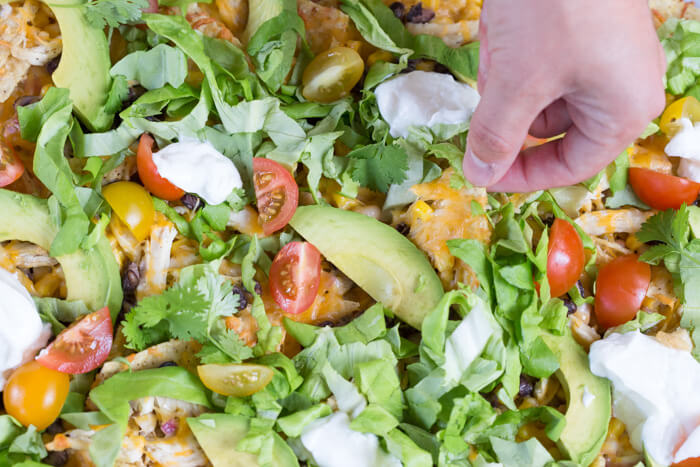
[[36, 307, 113, 374], [660, 96, 700, 136], [253, 158, 299, 236], [629, 167, 700, 210], [270, 241, 322, 315], [4, 361, 69, 430], [197, 364, 273, 397], [674, 457, 700, 467], [547, 219, 585, 297], [0, 148, 24, 187], [302, 47, 365, 103], [136, 134, 184, 201], [102, 181, 155, 241], [594, 254, 651, 329]]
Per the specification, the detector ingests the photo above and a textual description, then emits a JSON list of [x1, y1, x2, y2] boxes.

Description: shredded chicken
[[575, 209, 655, 237], [136, 215, 178, 301]]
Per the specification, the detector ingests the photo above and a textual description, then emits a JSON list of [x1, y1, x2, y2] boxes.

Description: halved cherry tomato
[[136, 134, 184, 201], [103, 181, 155, 241], [660, 96, 700, 136], [629, 167, 700, 210], [4, 360, 69, 430], [594, 254, 651, 329], [674, 457, 700, 467], [37, 307, 113, 374], [270, 241, 321, 315], [0, 148, 24, 187], [253, 158, 299, 235], [197, 363, 273, 397], [302, 47, 365, 103], [547, 218, 585, 297]]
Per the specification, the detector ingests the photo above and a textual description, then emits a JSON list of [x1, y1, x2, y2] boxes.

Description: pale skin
[[463, 0, 667, 192]]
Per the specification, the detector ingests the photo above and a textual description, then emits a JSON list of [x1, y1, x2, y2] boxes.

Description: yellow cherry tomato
[[4, 361, 69, 430], [197, 364, 273, 397], [102, 181, 155, 241], [659, 96, 700, 136], [302, 47, 365, 103]]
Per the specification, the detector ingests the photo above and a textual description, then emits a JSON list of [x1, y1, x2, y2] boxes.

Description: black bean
[[575, 280, 586, 298], [318, 321, 334, 327], [122, 262, 140, 294], [518, 374, 535, 398], [389, 2, 405, 20], [13, 95, 40, 109], [542, 215, 555, 227], [123, 85, 147, 108], [43, 450, 69, 467], [45, 420, 64, 435], [406, 2, 435, 24], [46, 55, 61, 74], [231, 284, 249, 311], [159, 361, 178, 368], [563, 298, 577, 315], [396, 223, 410, 235], [181, 193, 202, 211], [254, 281, 263, 296]]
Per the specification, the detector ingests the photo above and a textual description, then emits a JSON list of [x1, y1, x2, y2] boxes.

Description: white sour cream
[[152, 140, 242, 205], [0, 268, 49, 389], [665, 117, 700, 182], [301, 412, 401, 467], [375, 71, 480, 138], [589, 331, 700, 465]]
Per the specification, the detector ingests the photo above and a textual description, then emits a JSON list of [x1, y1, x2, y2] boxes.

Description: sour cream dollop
[[0, 268, 49, 389], [375, 71, 480, 138], [589, 331, 700, 465], [664, 117, 700, 182], [152, 140, 242, 205]]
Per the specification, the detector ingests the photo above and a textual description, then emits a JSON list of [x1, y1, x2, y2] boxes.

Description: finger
[[463, 71, 551, 187], [529, 99, 573, 138], [477, 4, 489, 92], [486, 125, 627, 193]]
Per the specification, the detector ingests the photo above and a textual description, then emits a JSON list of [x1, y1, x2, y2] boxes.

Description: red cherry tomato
[[269, 242, 322, 315], [253, 158, 299, 236], [629, 167, 700, 210], [0, 148, 24, 187], [547, 219, 585, 297], [36, 307, 113, 374], [594, 255, 651, 329], [673, 457, 700, 467], [136, 134, 185, 201]]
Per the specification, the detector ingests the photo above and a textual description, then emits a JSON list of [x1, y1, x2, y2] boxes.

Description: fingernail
[[463, 146, 495, 187]]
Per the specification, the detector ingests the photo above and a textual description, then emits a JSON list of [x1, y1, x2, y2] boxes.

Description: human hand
[[462, 0, 667, 192]]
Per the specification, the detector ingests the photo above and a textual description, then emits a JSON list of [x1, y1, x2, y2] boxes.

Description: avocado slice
[[242, 0, 284, 44], [289, 206, 444, 329], [540, 333, 612, 466], [45, 0, 114, 132], [187, 414, 298, 467], [0, 189, 122, 319]]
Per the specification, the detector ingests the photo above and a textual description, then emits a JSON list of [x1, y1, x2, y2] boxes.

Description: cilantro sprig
[[637, 205, 700, 360], [122, 263, 254, 363], [82, 0, 149, 30]]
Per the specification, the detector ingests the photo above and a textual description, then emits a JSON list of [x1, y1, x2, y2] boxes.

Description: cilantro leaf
[[347, 143, 408, 193], [82, 0, 149, 29]]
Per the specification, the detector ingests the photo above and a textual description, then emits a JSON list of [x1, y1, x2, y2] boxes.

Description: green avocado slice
[[289, 205, 444, 329], [45, 0, 114, 132], [540, 332, 612, 466], [0, 189, 122, 319], [188, 414, 298, 467]]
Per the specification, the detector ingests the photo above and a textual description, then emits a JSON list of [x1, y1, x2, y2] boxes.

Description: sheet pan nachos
[[1, 0, 700, 466]]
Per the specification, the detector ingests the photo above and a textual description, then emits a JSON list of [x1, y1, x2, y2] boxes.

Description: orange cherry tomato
[[547, 218, 585, 297], [136, 134, 185, 201], [36, 307, 113, 374], [594, 254, 651, 328], [3, 361, 69, 430], [629, 167, 700, 210], [269, 241, 321, 315], [253, 158, 299, 236], [0, 148, 24, 187]]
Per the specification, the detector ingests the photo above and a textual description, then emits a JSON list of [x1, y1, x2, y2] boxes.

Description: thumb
[[464, 73, 548, 187]]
